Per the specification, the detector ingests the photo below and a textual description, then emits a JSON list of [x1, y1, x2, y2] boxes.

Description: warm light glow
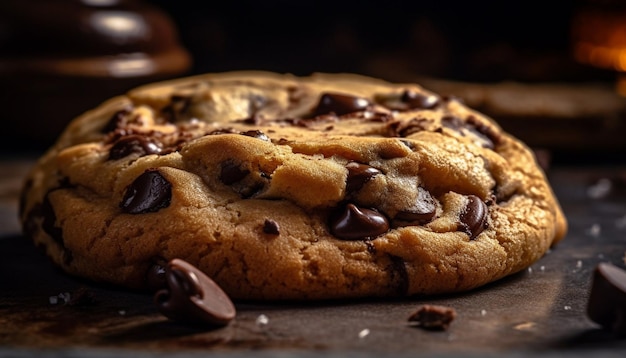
[[574, 42, 626, 71], [81, 0, 120, 6], [107, 54, 155, 77], [90, 11, 147, 43]]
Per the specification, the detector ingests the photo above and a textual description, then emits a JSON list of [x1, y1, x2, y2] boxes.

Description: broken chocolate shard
[[587, 263, 626, 337]]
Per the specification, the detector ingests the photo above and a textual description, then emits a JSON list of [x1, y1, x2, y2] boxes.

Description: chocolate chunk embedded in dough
[[329, 203, 389, 240], [120, 169, 172, 214], [459, 195, 488, 239]]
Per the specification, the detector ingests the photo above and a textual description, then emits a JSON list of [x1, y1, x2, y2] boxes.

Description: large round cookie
[[20, 71, 567, 300]]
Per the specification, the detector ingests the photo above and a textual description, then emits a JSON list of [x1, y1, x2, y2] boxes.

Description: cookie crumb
[[587, 224, 601, 237], [67, 287, 96, 306], [408, 304, 456, 331]]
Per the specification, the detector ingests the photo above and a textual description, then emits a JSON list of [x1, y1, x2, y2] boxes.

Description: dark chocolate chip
[[400, 90, 440, 110], [155, 258, 236, 326], [458, 195, 488, 239], [408, 304, 456, 330], [329, 203, 389, 240], [109, 135, 162, 160], [241, 130, 270, 142], [120, 169, 172, 214], [345, 162, 381, 193], [587, 263, 626, 336], [262, 219, 280, 235], [396, 187, 436, 224], [313, 93, 370, 117], [219, 161, 250, 185]]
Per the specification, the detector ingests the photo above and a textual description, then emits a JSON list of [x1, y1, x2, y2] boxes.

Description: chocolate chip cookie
[[20, 71, 567, 300]]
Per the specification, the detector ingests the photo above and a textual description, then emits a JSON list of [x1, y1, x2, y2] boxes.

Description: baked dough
[[20, 71, 567, 300]]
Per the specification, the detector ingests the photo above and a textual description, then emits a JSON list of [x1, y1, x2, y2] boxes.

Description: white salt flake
[[586, 178, 612, 199], [256, 314, 269, 326], [615, 215, 626, 229], [118, 310, 126, 316], [540, 266, 545, 272], [564, 306, 572, 311], [576, 260, 583, 269], [358, 328, 370, 339], [527, 267, 533, 274], [480, 309, 487, 316], [587, 224, 601, 237], [49, 296, 58, 305]]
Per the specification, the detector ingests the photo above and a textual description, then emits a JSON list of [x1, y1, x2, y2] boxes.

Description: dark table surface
[[1, 155, 626, 357]]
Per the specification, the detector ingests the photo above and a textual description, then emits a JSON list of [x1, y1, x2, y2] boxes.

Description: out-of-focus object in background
[[571, 0, 626, 96], [0, 0, 191, 150], [420, 77, 626, 164]]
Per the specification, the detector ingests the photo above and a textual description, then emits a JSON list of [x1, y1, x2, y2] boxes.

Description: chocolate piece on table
[[408, 304, 456, 331], [587, 263, 626, 336], [155, 259, 236, 326]]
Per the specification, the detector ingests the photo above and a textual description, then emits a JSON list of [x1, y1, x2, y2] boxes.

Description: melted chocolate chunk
[[387, 118, 430, 137], [101, 106, 133, 133], [345, 162, 381, 193], [161, 95, 193, 123], [155, 259, 236, 326], [220, 161, 250, 185], [408, 304, 456, 331], [465, 115, 502, 149], [109, 135, 162, 160], [313, 93, 370, 117], [329, 203, 389, 240], [395, 187, 436, 223], [459, 195, 488, 239], [441, 115, 464, 131], [587, 263, 626, 336], [262, 219, 280, 235], [120, 169, 172, 214], [241, 130, 270, 141], [400, 90, 440, 110]]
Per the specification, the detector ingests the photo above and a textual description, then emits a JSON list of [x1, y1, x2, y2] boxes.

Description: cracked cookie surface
[[20, 71, 567, 300]]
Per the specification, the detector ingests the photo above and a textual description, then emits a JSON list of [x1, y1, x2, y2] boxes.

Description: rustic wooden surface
[[1, 156, 626, 357]]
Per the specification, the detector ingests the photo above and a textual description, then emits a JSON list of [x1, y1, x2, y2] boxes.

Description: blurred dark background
[[146, 0, 609, 82], [1, 0, 625, 163]]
